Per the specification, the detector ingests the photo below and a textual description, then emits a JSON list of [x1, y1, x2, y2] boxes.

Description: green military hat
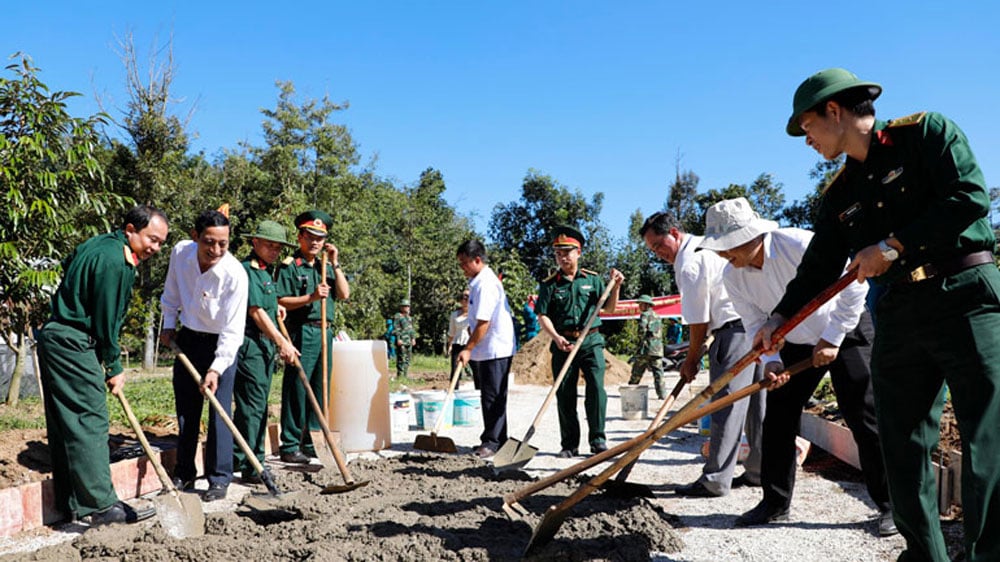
[[787, 68, 882, 137], [242, 220, 296, 247], [399, 298, 411, 307], [551, 225, 585, 250], [637, 294, 655, 306], [294, 210, 333, 237]]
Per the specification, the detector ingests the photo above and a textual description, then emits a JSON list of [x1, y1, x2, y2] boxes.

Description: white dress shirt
[[674, 233, 741, 331], [161, 240, 249, 375], [448, 310, 471, 346], [722, 228, 868, 364], [467, 265, 516, 361]]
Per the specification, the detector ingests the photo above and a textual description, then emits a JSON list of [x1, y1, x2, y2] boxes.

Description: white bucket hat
[[698, 197, 779, 252]]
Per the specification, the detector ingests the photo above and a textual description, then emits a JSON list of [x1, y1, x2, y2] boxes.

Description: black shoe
[[731, 473, 761, 488], [878, 509, 899, 537], [674, 481, 723, 498], [557, 448, 579, 459], [89, 501, 156, 526], [203, 484, 228, 502], [170, 476, 195, 491], [474, 446, 496, 459], [590, 442, 608, 454], [735, 501, 790, 527], [240, 473, 264, 485], [280, 451, 310, 464]]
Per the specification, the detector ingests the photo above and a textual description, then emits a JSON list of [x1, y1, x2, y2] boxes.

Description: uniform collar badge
[[122, 245, 139, 266], [881, 167, 903, 184]]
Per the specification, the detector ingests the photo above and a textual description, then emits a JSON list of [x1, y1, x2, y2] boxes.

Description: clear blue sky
[[7, 2, 999, 242]]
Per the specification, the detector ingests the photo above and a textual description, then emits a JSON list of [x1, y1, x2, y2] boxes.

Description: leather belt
[[711, 319, 743, 336], [560, 327, 598, 340], [898, 251, 994, 284]]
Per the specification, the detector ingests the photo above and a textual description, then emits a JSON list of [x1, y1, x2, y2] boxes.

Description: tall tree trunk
[[143, 301, 157, 371], [5, 332, 25, 406]]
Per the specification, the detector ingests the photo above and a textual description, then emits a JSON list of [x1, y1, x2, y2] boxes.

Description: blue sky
[[7, 2, 999, 242]]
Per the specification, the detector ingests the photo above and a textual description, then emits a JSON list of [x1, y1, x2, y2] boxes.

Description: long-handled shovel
[[116, 390, 204, 538], [321, 252, 330, 419], [277, 318, 370, 493], [168, 341, 295, 508], [524, 270, 857, 555], [492, 279, 617, 474], [413, 362, 464, 453]]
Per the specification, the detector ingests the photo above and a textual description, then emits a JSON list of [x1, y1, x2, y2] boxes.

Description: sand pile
[[512, 333, 632, 386]]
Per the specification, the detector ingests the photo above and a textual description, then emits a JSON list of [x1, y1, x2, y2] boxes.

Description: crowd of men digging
[[37, 68, 1000, 562]]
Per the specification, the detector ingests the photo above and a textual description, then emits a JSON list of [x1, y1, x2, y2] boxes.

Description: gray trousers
[[698, 323, 766, 495]]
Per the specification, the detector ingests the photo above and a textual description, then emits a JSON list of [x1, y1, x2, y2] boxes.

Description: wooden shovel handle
[[321, 252, 329, 419], [116, 390, 179, 496], [431, 361, 465, 435]]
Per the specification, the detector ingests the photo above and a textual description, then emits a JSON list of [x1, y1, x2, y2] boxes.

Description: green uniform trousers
[[395, 343, 412, 378], [873, 264, 1000, 562], [37, 321, 118, 518], [551, 333, 606, 451], [629, 356, 666, 399], [233, 336, 275, 476], [280, 324, 331, 456]]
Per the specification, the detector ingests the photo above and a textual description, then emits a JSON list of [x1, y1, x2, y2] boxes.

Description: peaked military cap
[[294, 210, 333, 237], [551, 225, 585, 250]]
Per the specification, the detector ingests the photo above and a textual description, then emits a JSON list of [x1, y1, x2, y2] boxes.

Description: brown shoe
[[280, 451, 310, 464]]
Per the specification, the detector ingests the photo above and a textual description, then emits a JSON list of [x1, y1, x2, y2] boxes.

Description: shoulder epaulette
[[542, 271, 559, 283], [580, 268, 599, 276], [819, 166, 846, 197], [887, 111, 927, 128], [250, 257, 265, 270], [122, 245, 138, 267], [281, 256, 294, 266]]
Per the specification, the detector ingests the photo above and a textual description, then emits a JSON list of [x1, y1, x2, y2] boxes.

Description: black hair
[[809, 86, 877, 119], [121, 204, 168, 231], [456, 239, 488, 262], [194, 210, 230, 235], [639, 210, 682, 237]]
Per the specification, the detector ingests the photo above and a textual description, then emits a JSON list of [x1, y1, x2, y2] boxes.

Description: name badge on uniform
[[581, 285, 592, 290], [838, 202, 862, 223], [881, 167, 904, 184]]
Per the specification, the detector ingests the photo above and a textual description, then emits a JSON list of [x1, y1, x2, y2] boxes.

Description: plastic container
[[327, 340, 391, 452], [419, 390, 454, 430], [619, 385, 649, 420], [389, 392, 413, 437], [453, 389, 481, 426]]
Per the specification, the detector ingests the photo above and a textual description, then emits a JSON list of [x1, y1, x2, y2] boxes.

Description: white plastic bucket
[[619, 385, 649, 420], [389, 392, 412, 437], [453, 389, 481, 426], [327, 340, 391, 452], [419, 390, 453, 430]]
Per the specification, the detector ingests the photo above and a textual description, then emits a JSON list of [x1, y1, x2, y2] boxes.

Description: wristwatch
[[878, 240, 899, 262]]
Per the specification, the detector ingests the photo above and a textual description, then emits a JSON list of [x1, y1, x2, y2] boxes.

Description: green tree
[[693, 173, 786, 233], [781, 158, 844, 228], [0, 54, 125, 403], [666, 168, 702, 234]]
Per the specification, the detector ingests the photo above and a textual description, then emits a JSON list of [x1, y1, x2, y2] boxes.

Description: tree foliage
[[780, 158, 843, 228]]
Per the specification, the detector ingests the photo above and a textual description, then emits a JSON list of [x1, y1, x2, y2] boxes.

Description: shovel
[[277, 318, 370, 493], [413, 362, 464, 453], [524, 269, 857, 555], [115, 390, 205, 538], [492, 279, 617, 474], [321, 252, 330, 419], [169, 341, 296, 509]]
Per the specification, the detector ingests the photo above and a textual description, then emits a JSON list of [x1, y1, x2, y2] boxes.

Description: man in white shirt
[[699, 197, 894, 535], [160, 209, 249, 502], [456, 240, 516, 459], [641, 211, 765, 497]]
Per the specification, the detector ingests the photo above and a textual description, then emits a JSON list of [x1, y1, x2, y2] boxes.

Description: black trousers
[[761, 311, 890, 512], [469, 356, 511, 450]]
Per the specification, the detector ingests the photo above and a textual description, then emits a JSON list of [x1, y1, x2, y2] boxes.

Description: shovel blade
[[492, 439, 538, 474], [413, 433, 458, 453], [321, 479, 371, 494], [525, 505, 570, 556], [242, 489, 302, 512], [309, 430, 338, 469], [156, 491, 205, 539]]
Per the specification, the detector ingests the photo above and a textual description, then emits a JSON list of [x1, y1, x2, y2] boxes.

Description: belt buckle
[[909, 265, 929, 283]]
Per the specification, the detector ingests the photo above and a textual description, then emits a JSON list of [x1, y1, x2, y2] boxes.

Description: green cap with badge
[[637, 294, 655, 306], [551, 225, 585, 250], [294, 210, 333, 237], [787, 68, 882, 137], [242, 220, 296, 247]]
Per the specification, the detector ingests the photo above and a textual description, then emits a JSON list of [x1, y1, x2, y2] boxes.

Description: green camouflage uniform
[[629, 308, 666, 398], [393, 312, 415, 377]]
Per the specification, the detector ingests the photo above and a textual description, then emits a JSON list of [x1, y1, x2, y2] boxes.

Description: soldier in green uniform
[[758, 68, 1000, 561], [275, 210, 350, 463], [628, 294, 666, 399], [37, 205, 168, 525], [233, 220, 299, 481], [535, 225, 623, 457], [392, 300, 416, 378]]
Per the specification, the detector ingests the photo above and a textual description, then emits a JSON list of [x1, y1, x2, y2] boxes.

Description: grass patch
[[0, 397, 46, 430]]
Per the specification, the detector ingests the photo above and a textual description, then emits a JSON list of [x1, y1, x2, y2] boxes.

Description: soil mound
[[512, 333, 632, 386]]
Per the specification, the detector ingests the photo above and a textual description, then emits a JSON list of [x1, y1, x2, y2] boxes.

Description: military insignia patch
[[887, 112, 927, 128], [838, 202, 862, 223], [881, 167, 904, 184]]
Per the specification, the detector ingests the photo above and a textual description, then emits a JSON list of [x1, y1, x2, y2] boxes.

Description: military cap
[[636, 294, 655, 306], [399, 298, 411, 307], [294, 210, 333, 237], [787, 68, 882, 136], [242, 220, 296, 247], [551, 225, 585, 250]]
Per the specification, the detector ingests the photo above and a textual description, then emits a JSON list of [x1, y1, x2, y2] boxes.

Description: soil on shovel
[[9, 453, 684, 561]]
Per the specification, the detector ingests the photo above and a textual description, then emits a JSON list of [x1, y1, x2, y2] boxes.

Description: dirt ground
[[6, 453, 683, 561]]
